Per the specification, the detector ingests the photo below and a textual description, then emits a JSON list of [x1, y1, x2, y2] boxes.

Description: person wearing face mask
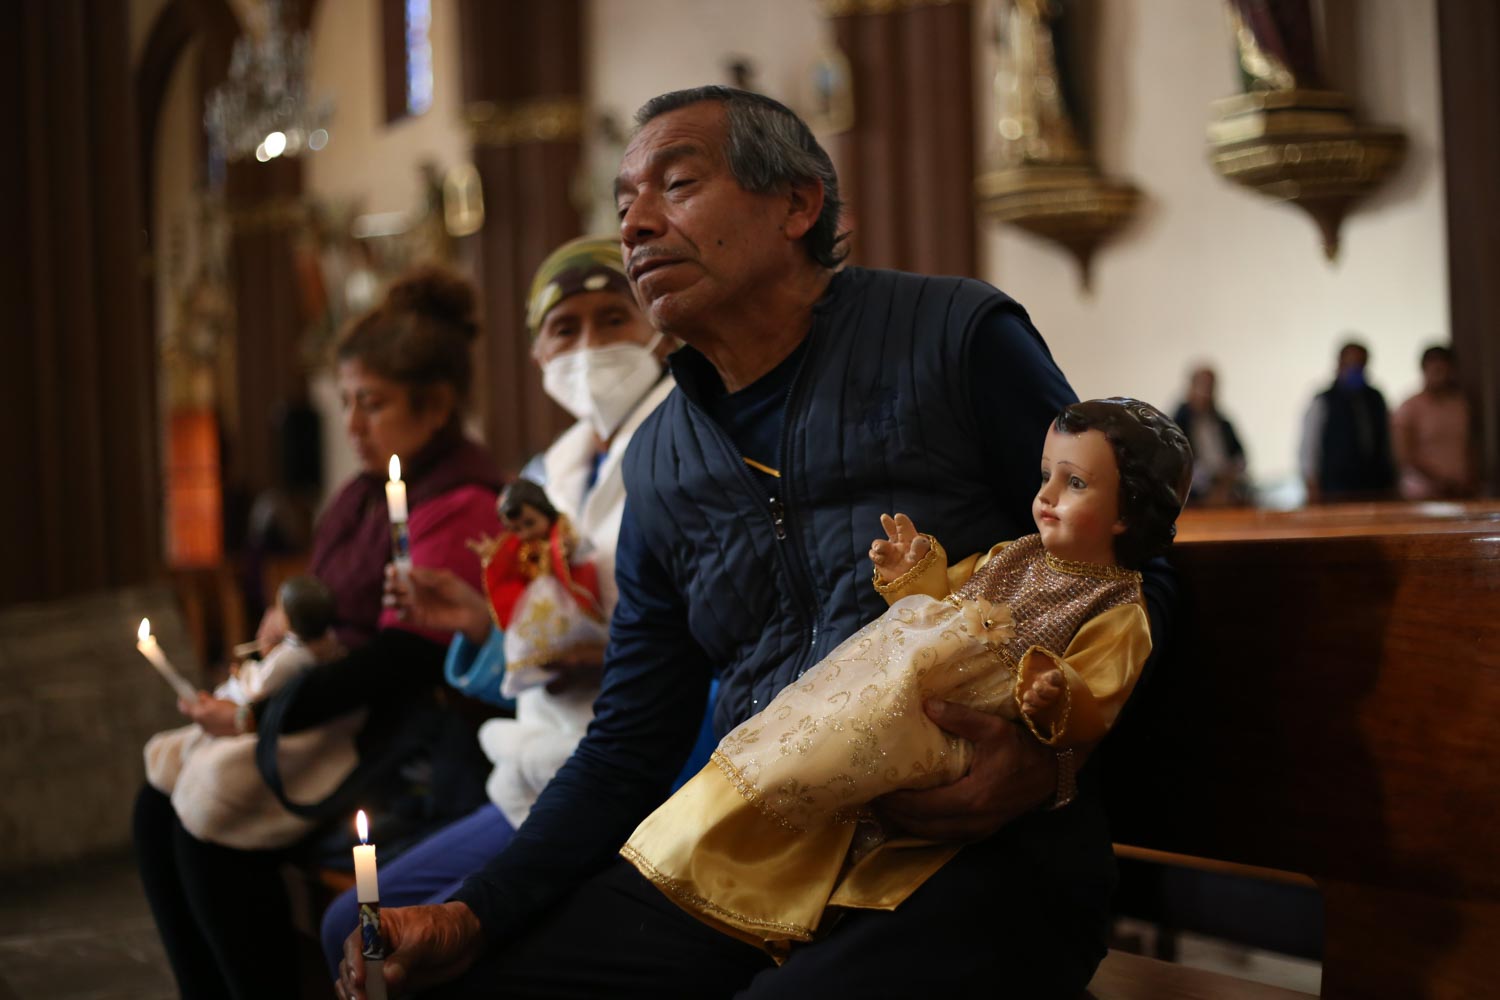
[[317, 235, 677, 975], [1299, 339, 1396, 503]]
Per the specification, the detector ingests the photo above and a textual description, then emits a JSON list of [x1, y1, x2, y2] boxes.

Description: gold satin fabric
[[621, 537, 1151, 952]]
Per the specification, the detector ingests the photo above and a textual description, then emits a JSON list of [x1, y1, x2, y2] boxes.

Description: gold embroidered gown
[[620, 534, 1151, 954]]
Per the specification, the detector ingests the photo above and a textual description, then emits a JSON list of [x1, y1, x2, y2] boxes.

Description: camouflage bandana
[[525, 235, 633, 335]]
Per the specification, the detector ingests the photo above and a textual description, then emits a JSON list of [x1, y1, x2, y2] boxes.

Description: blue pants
[[320, 802, 515, 976]]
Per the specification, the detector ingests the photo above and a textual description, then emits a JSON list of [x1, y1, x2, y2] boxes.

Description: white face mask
[[542, 333, 665, 440]]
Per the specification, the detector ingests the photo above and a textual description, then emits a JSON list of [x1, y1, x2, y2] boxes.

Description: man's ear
[[782, 177, 825, 242], [1112, 518, 1128, 536]]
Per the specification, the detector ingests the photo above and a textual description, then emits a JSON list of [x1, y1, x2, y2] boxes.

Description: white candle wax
[[353, 843, 380, 902], [386, 455, 408, 523], [354, 810, 380, 902]]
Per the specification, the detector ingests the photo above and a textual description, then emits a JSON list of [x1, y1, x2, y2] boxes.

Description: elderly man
[[340, 86, 1172, 999]]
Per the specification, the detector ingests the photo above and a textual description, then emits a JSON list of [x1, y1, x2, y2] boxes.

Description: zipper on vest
[[772, 352, 823, 661]]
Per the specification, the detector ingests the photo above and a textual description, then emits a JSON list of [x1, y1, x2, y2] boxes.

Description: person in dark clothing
[[337, 87, 1175, 1000], [1173, 365, 1250, 506], [1299, 340, 1396, 503]]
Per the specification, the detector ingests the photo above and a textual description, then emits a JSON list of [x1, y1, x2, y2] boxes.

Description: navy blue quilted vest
[[622, 267, 1047, 737]]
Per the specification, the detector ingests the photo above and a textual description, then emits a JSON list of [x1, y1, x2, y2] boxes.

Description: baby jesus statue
[[475, 479, 607, 698], [621, 398, 1192, 955]]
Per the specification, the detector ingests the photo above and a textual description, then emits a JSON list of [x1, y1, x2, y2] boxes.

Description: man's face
[[1422, 356, 1454, 392], [614, 102, 800, 335], [1338, 346, 1368, 376], [1187, 369, 1216, 410]]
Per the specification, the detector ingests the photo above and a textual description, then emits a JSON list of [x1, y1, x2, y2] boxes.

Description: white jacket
[[478, 373, 676, 826]]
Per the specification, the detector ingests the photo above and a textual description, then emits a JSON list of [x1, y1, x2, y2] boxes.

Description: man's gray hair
[[634, 86, 849, 269]]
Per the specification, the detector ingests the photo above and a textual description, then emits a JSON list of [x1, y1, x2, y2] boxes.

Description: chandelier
[[204, 0, 332, 164]]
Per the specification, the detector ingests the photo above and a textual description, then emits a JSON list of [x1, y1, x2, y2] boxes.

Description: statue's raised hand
[[868, 512, 931, 584]]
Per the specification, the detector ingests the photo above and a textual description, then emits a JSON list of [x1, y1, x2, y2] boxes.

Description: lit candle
[[136, 618, 199, 701], [353, 809, 388, 1000], [386, 455, 412, 585], [385, 455, 408, 523], [353, 809, 380, 902]]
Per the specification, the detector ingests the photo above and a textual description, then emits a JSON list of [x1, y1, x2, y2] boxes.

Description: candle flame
[[356, 809, 369, 843], [138, 618, 151, 641], [388, 455, 401, 482]]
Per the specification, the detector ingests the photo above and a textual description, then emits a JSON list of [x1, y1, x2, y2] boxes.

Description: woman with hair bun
[[133, 266, 504, 1000]]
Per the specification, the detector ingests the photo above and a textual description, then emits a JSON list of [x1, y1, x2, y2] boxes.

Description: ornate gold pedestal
[[1208, 89, 1406, 260], [976, 165, 1139, 289]]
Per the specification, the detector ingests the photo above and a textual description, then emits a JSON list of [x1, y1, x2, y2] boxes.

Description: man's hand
[[385, 565, 493, 645], [178, 692, 240, 737], [544, 641, 607, 695], [869, 512, 932, 584], [876, 699, 1056, 841], [336, 902, 485, 999]]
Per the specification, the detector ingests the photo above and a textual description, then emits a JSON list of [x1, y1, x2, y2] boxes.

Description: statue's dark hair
[[277, 575, 336, 639], [499, 478, 558, 525], [634, 86, 848, 268], [1053, 398, 1193, 568]]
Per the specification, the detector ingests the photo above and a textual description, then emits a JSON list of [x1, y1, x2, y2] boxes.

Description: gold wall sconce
[[1207, 1, 1406, 260], [976, 164, 1138, 290], [975, 0, 1139, 290]]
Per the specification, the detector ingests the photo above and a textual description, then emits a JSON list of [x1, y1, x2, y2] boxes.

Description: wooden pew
[[1086, 503, 1500, 999]]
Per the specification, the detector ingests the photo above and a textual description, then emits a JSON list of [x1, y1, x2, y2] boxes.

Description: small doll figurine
[[621, 398, 1193, 954], [475, 479, 607, 697], [216, 576, 341, 705]]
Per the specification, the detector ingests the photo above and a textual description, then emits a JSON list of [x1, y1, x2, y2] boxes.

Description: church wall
[[978, 0, 1448, 500], [304, 0, 470, 217], [586, 0, 833, 151]]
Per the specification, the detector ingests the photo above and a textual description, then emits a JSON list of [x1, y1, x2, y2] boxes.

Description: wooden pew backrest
[[1102, 507, 1500, 998]]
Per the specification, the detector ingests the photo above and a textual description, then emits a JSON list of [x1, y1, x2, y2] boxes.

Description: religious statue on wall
[[976, 0, 1140, 289], [1226, 0, 1323, 92], [991, 0, 1088, 169], [1206, 0, 1406, 259]]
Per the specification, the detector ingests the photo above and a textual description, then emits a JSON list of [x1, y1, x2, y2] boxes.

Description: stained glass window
[[405, 0, 433, 117]]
